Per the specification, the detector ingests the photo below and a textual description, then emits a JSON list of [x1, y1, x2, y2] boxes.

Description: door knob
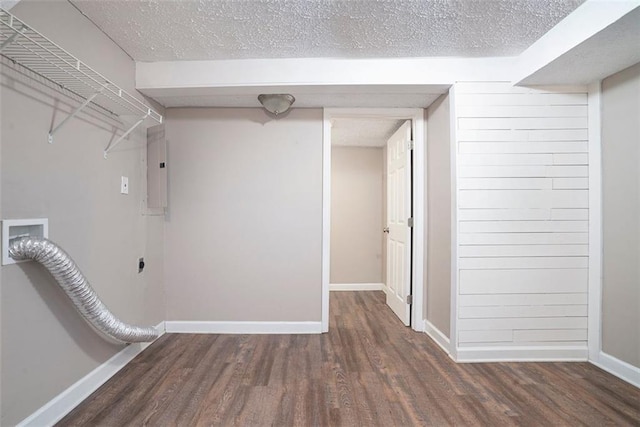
[[383, 227, 389, 233]]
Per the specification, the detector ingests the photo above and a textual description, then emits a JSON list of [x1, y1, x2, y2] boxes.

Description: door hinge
[[408, 217, 414, 228], [406, 295, 413, 304], [408, 140, 414, 150]]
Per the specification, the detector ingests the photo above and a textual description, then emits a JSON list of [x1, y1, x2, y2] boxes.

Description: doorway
[[322, 108, 425, 333]]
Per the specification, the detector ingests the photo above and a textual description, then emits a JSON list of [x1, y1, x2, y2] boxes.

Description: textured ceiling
[[332, 118, 405, 147], [70, 0, 584, 61]]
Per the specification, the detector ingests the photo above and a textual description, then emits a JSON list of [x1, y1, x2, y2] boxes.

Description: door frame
[[322, 108, 426, 332]]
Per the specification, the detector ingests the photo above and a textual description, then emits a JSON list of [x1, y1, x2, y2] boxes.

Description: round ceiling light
[[258, 94, 296, 116]]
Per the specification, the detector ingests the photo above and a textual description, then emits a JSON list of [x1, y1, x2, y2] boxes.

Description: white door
[[385, 121, 412, 326]]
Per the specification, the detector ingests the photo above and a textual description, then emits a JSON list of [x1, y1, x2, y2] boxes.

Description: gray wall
[[0, 1, 165, 424], [164, 108, 323, 322], [0, 31, 3, 425], [330, 147, 384, 284], [601, 62, 640, 368], [425, 94, 451, 337]]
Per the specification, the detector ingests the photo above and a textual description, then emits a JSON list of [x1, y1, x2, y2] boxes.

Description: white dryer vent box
[[1, 218, 48, 265]]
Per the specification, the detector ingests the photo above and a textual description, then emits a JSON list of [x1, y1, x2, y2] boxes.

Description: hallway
[[59, 292, 640, 426]]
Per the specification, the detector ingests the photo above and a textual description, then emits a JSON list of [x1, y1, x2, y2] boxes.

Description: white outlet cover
[[121, 176, 129, 194]]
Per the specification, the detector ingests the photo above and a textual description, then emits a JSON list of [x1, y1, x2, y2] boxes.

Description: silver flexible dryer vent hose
[[9, 236, 159, 344]]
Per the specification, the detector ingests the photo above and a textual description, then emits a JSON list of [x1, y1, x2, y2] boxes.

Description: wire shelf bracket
[[48, 87, 105, 144], [0, 8, 163, 157], [104, 111, 150, 159]]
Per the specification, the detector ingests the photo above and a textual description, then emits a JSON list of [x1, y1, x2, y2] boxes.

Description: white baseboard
[[456, 345, 588, 363], [329, 283, 384, 291], [592, 351, 640, 388], [423, 320, 450, 355], [157, 321, 166, 335], [165, 321, 322, 334], [18, 321, 165, 427]]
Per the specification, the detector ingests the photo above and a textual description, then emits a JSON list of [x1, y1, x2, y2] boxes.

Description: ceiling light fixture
[[258, 94, 295, 116]]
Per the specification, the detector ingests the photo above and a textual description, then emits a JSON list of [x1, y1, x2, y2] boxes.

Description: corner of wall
[[587, 81, 603, 362]]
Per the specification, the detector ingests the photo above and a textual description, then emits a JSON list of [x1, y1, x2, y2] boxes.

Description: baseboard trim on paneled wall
[[592, 351, 640, 388], [456, 345, 588, 363], [329, 283, 384, 291], [18, 321, 166, 427], [423, 320, 451, 355], [165, 321, 322, 334]]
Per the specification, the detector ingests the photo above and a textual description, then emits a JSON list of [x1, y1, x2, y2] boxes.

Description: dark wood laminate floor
[[59, 291, 640, 426]]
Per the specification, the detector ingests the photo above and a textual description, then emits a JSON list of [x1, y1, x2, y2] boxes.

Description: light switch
[[121, 176, 129, 194]]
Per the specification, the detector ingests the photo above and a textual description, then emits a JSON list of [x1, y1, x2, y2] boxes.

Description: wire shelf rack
[[0, 8, 163, 157]]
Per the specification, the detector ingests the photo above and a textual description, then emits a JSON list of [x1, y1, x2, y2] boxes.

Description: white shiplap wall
[[454, 82, 589, 361]]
